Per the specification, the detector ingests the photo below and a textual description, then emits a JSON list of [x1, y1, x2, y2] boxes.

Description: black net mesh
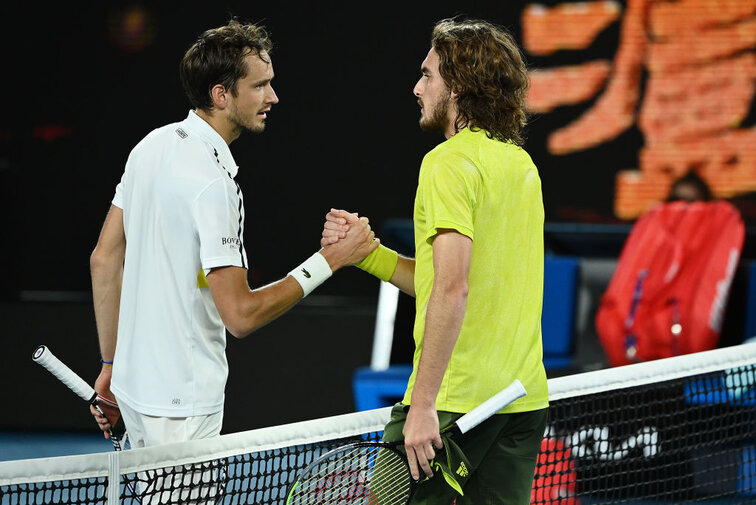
[[532, 364, 756, 504], [1, 478, 108, 505], [3, 362, 755, 504], [121, 432, 383, 504]]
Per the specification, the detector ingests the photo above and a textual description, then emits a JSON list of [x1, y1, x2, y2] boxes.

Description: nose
[[267, 85, 279, 105], [413, 78, 423, 98]]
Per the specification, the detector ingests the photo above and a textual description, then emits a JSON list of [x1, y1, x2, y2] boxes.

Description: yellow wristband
[[355, 244, 398, 282]]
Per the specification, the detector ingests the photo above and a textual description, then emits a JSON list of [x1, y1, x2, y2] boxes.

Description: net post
[[370, 281, 400, 370]]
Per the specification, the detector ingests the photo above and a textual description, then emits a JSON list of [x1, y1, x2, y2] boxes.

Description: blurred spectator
[[666, 171, 714, 203]]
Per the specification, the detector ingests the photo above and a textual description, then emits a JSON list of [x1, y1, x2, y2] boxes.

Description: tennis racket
[[285, 379, 527, 505], [33, 345, 230, 504], [32, 345, 126, 450]]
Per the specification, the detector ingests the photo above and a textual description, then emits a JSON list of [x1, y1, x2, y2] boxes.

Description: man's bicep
[[206, 266, 250, 322], [431, 230, 472, 283], [96, 205, 126, 258]]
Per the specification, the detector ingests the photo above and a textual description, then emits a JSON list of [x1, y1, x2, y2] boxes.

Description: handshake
[[318, 208, 379, 272]]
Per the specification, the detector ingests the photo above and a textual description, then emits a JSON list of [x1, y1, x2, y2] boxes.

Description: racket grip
[[32, 345, 97, 404], [455, 380, 527, 435]]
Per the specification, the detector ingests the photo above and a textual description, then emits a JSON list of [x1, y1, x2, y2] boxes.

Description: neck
[[445, 120, 463, 139], [195, 108, 239, 145], [444, 105, 463, 139]]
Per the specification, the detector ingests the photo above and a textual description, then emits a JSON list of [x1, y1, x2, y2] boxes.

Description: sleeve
[[111, 174, 125, 209], [420, 153, 481, 243], [193, 178, 248, 274], [113, 145, 137, 210]]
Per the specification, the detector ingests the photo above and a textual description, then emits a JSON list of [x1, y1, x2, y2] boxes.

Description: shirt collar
[[184, 109, 239, 178]]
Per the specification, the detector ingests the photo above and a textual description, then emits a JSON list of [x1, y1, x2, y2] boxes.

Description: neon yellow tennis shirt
[[403, 127, 549, 414]]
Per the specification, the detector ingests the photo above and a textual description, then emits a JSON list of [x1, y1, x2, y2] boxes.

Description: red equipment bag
[[596, 200, 744, 367], [531, 437, 578, 504]]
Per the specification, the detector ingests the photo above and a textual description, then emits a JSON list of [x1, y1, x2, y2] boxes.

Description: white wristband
[[288, 252, 333, 297]]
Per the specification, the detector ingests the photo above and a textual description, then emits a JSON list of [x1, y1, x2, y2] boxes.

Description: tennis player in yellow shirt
[[323, 17, 549, 505]]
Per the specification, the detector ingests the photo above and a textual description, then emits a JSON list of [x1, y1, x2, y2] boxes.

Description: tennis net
[[2, 343, 755, 504]]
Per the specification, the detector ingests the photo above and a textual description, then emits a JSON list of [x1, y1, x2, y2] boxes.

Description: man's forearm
[[410, 286, 467, 407], [390, 255, 416, 297], [409, 230, 471, 407], [212, 271, 307, 338], [91, 205, 126, 362], [91, 262, 122, 360]]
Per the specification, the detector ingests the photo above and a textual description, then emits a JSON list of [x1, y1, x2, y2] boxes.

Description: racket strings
[[293, 446, 411, 504], [363, 454, 412, 504]]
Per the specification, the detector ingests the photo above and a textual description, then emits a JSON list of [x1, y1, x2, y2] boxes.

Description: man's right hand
[[91, 366, 120, 439], [321, 208, 360, 246], [319, 211, 378, 270], [403, 403, 444, 480]]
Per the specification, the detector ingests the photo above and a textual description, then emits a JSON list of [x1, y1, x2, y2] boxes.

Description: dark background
[[1, 1, 754, 435], [0, 0, 645, 298]]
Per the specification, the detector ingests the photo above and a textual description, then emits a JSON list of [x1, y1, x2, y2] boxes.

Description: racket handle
[[32, 345, 97, 404], [455, 380, 527, 435]]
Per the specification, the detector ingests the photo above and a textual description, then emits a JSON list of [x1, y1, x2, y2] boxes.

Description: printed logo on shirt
[[222, 237, 241, 248], [175, 128, 188, 139], [301, 268, 312, 278]]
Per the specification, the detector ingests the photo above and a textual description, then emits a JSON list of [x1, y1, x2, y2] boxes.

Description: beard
[[229, 102, 266, 134], [419, 94, 450, 134]]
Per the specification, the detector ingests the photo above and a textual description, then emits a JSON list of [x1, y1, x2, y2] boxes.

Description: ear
[[210, 84, 229, 110]]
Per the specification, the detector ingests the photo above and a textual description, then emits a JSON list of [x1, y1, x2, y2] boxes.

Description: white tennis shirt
[[110, 110, 247, 417]]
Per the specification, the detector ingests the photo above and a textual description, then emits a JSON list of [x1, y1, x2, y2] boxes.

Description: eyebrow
[[421, 65, 430, 74], [252, 76, 273, 87]]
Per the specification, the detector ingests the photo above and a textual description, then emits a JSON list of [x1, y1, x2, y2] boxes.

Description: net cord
[[0, 404, 391, 484], [548, 342, 756, 401], [4, 342, 756, 486]]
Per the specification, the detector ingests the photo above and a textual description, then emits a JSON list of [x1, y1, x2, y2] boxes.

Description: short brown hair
[[180, 18, 273, 111], [431, 18, 529, 145]]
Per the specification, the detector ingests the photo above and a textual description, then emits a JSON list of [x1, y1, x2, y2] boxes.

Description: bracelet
[[100, 359, 113, 364], [355, 244, 398, 282], [288, 252, 333, 297]]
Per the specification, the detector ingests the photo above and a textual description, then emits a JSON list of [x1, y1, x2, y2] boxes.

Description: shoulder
[[466, 132, 539, 178], [421, 137, 481, 182], [128, 121, 208, 164], [131, 121, 183, 149], [498, 141, 535, 165], [176, 121, 226, 171], [129, 121, 227, 186]]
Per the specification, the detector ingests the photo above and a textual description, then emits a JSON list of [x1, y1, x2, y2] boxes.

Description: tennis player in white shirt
[[89, 18, 377, 449]]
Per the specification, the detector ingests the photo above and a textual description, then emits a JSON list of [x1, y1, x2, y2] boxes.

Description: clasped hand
[[320, 208, 378, 266]]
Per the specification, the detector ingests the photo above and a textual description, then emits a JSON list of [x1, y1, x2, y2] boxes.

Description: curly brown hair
[[180, 18, 273, 112], [431, 18, 529, 145]]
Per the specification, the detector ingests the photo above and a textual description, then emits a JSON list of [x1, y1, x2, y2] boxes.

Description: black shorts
[[382, 403, 548, 505]]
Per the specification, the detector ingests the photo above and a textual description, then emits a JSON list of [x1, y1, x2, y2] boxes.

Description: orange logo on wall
[[523, 0, 756, 220]]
